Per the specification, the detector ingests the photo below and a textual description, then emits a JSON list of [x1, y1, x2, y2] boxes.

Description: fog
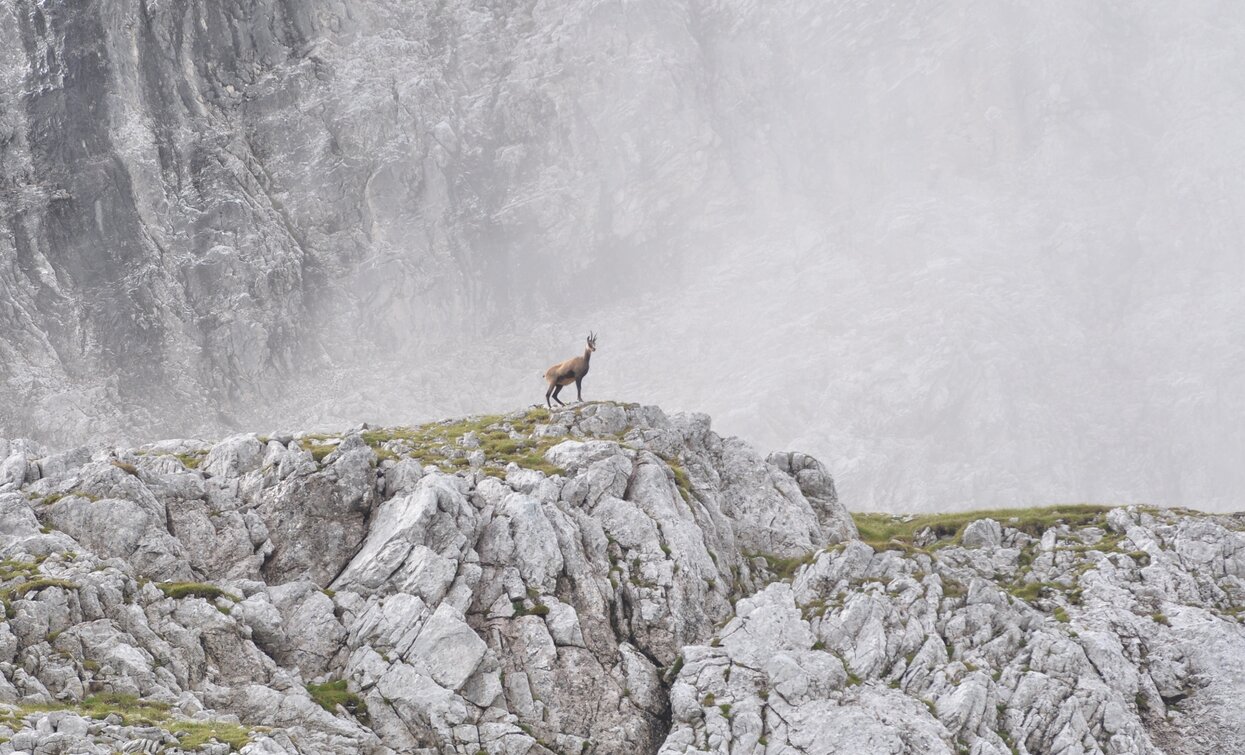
[[2, 0, 1243, 512]]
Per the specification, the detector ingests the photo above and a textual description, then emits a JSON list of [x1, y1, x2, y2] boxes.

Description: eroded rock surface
[[661, 507, 1245, 755], [0, 403, 1241, 753], [0, 403, 857, 753]]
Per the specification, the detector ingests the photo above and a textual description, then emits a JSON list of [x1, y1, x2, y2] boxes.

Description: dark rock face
[[0, 1, 743, 444], [2, 1, 323, 440]]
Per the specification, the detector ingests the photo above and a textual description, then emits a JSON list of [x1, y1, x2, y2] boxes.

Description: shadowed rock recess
[[0, 403, 1241, 754]]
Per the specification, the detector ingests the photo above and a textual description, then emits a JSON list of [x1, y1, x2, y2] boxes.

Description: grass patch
[[512, 599, 551, 618], [173, 452, 204, 469], [175, 720, 253, 750], [12, 693, 170, 725], [663, 654, 685, 683], [294, 435, 340, 463], [852, 505, 1113, 552], [667, 460, 693, 502], [306, 679, 369, 724], [157, 582, 240, 602], [746, 551, 816, 581], [0, 559, 41, 581], [0, 694, 254, 751], [359, 407, 571, 477], [1007, 581, 1062, 603], [5, 577, 78, 599]]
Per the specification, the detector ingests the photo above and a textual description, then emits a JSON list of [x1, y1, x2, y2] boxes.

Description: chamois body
[[544, 333, 597, 407]]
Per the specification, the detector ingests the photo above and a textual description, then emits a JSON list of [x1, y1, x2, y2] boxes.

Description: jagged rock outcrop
[[0, 404, 1241, 753], [0, 402, 856, 753], [661, 509, 1245, 755]]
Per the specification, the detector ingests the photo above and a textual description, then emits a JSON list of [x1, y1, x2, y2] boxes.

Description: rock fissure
[[0, 405, 1240, 754]]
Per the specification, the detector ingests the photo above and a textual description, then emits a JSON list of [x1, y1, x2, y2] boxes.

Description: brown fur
[[544, 333, 596, 407]]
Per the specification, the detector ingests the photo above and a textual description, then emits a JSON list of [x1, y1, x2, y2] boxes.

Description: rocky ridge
[[0, 403, 1241, 754]]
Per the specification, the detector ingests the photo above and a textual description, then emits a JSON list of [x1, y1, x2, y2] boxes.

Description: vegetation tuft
[[357, 407, 570, 477], [745, 551, 816, 581], [307, 679, 370, 724], [157, 582, 240, 602], [0, 693, 256, 751], [851, 505, 1113, 553]]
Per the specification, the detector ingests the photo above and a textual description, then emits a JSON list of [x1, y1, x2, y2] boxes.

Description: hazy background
[[1, 0, 1242, 512]]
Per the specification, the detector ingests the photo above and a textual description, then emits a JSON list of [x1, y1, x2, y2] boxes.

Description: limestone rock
[[0, 406, 1236, 754]]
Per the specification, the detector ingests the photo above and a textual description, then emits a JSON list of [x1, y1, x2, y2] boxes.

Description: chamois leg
[[575, 377, 584, 402], [545, 382, 556, 408], [551, 384, 567, 406]]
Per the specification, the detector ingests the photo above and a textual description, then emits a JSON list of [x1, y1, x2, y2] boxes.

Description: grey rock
[[0, 406, 1236, 755], [961, 518, 1003, 549], [259, 449, 377, 586]]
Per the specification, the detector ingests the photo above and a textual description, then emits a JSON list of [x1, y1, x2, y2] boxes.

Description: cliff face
[[0, 0, 744, 443], [3, 1, 1243, 512], [0, 403, 1242, 754]]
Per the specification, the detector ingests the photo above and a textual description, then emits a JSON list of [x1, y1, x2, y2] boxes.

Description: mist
[[1, 0, 1242, 512]]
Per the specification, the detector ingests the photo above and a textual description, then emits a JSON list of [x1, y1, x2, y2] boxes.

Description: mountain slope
[[3, 0, 1243, 512], [0, 403, 1243, 753]]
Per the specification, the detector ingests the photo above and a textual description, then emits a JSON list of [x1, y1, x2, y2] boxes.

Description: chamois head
[[586, 332, 597, 352]]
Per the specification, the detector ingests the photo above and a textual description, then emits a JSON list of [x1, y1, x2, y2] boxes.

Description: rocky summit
[[0, 403, 1241, 754]]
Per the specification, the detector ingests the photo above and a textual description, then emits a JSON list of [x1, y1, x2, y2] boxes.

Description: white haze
[[254, 0, 1245, 513], [5, 0, 1238, 513]]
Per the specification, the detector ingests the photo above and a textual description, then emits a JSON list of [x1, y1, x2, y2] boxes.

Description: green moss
[[157, 582, 240, 602], [718, 703, 732, 717], [851, 505, 1113, 553], [1151, 612, 1170, 626], [1053, 606, 1070, 623], [701, 693, 716, 707], [307, 679, 370, 724]]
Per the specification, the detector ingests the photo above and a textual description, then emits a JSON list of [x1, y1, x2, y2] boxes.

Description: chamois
[[544, 333, 597, 408]]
